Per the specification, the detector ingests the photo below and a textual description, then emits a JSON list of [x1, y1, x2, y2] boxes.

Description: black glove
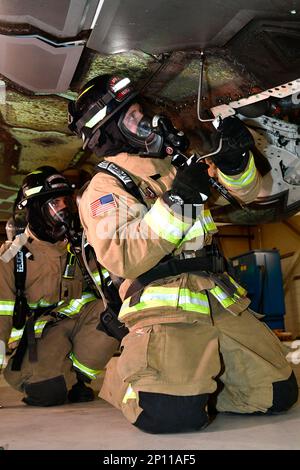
[[211, 116, 254, 175], [68, 381, 95, 403], [165, 159, 211, 206]]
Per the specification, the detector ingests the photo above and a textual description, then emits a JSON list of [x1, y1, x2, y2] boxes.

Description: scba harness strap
[[13, 248, 30, 330], [124, 246, 231, 307], [96, 161, 146, 206], [95, 161, 234, 307]]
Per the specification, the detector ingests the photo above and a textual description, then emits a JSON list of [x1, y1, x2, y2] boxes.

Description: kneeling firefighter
[[0, 166, 124, 406], [68, 75, 298, 432]]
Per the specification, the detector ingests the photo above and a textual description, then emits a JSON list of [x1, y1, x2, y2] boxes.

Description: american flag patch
[[90, 194, 117, 217]]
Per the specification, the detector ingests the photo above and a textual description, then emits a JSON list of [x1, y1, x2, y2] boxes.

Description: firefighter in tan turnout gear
[[68, 75, 298, 433], [0, 166, 118, 406]]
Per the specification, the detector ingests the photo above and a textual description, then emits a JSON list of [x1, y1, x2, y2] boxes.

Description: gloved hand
[[211, 116, 254, 175], [167, 159, 211, 205]]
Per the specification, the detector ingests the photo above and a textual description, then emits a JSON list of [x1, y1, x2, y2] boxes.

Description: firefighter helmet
[[68, 74, 138, 151], [18, 166, 73, 209]]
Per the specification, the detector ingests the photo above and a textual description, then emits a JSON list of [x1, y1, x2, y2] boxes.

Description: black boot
[[68, 380, 95, 403]]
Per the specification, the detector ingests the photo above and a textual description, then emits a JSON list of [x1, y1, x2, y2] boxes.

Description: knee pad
[[23, 375, 67, 407], [268, 372, 299, 413], [134, 391, 209, 434]]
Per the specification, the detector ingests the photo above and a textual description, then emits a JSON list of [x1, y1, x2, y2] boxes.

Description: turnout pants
[[4, 299, 118, 404], [100, 294, 298, 433]]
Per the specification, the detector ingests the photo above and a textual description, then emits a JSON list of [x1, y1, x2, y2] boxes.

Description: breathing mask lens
[[118, 104, 164, 155], [135, 117, 153, 138], [42, 195, 76, 241]]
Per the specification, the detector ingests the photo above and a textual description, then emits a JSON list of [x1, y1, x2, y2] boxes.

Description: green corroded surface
[[0, 90, 70, 133], [9, 128, 83, 173], [82, 51, 155, 85], [159, 57, 242, 101]]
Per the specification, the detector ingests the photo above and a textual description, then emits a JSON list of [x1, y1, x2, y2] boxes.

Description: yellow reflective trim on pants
[[69, 352, 102, 380], [219, 153, 256, 188], [122, 384, 137, 404], [57, 292, 97, 317], [0, 300, 15, 316], [119, 286, 210, 318], [144, 198, 190, 245]]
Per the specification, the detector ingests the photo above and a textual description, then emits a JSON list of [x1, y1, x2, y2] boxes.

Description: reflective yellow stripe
[[102, 269, 110, 279], [8, 320, 48, 345], [0, 301, 14, 316], [144, 198, 190, 245], [178, 219, 204, 247], [91, 268, 110, 286], [28, 300, 57, 309], [228, 275, 247, 296], [24, 186, 43, 197], [69, 352, 102, 380], [122, 384, 137, 404], [9, 328, 24, 343], [210, 286, 236, 308], [178, 209, 217, 247], [203, 210, 218, 234], [92, 270, 101, 285], [77, 83, 95, 100], [219, 153, 256, 188], [34, 320, 48, 336], [57, 292, 97, 317], [209, 276, 247, 309], [119, 286, 210, 318]]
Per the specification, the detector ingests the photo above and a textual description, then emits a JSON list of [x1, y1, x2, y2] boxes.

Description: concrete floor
[[1, 368, 300, 451]]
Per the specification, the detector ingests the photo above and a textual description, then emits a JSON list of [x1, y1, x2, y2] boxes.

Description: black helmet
[[18, 166, 75, 243], [18, 166, 73, 209], [68, 74, 138, 153], [69, 74, 190, 159]]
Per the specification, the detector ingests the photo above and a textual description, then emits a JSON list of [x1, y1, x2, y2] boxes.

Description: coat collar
[[104, 153, 174, 179]]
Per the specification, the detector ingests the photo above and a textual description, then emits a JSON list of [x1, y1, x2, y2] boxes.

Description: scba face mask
[[41, 195, 76, 242], [118, 104, 189, 158], [118, 103, 163, 155]]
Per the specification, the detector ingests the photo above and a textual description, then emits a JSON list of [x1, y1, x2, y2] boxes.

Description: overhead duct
[[0, 35, 84, 93], [0, 0, 100, 38], [87, 0, 299, 54]]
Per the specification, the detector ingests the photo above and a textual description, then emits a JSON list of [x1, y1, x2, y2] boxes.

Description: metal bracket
[[211, 78, 300, 119]]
